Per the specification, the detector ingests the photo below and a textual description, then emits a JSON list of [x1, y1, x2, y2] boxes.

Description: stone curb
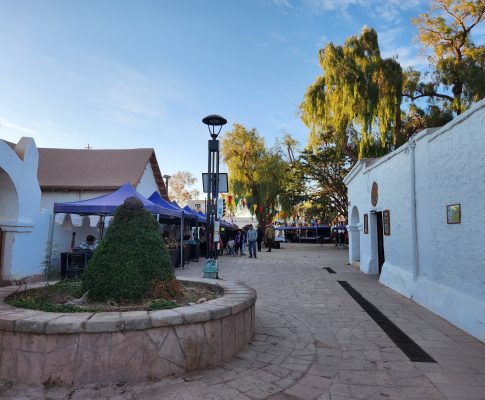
[[0, 277, 256, 335]]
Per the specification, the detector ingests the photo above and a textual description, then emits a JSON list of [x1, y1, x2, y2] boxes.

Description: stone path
[[1, 244, 484, 399]]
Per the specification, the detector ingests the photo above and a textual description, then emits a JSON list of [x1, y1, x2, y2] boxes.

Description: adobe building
[[344, 99, 485, 341], [0, 140, 168, 282], [0, 138, 50, 284]]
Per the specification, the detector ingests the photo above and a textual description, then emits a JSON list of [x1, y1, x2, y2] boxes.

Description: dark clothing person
[[257, 227, 264, 251], [234, 231, 243, 255]]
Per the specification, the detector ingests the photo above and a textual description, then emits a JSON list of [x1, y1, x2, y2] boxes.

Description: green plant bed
[[5, 279, 219, 313]]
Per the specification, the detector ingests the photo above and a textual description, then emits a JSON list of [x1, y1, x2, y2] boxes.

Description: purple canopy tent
[[183, 206, 205, 224], [54, 183, 167, 216], [148, 192, 182, 218], [197, 211, 207, 224], [48, 183, 172, 270]]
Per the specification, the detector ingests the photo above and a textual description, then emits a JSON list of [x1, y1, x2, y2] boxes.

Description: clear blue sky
[[1, 0, 483, 192]]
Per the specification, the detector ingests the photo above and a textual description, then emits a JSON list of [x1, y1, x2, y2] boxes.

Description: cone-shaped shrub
[[81, 197, 173, 301]]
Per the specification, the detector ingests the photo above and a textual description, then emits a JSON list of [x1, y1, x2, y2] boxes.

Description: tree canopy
[[168, 171, 200, 205], [405, 0, 485, 115], [300, 27, 404, 160], [221, 124, 291, 227]]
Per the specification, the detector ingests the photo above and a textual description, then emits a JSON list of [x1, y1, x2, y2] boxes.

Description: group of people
[[223, 224, 275, 258]]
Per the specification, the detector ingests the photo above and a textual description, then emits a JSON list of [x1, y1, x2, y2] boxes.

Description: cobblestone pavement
[[1, 244, 484, 400]]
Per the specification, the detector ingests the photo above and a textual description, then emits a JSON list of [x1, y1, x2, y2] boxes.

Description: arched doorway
[[349, 206, 361, 264], [0, 168, 19, 280]]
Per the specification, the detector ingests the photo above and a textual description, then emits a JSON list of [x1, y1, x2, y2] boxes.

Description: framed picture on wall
[[447, 204, 461, 224], [364, 213, 368, 234], [383, 210, 391, 235]]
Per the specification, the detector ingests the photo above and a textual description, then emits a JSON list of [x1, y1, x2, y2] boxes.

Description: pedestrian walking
[[247, 225, 257, 258], [234, 229, 243, 255], [257, 226, 264, 252], [264, 224, 275, 252]]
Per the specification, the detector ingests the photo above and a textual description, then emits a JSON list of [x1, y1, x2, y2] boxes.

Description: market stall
[[52, 183, 176, 276]]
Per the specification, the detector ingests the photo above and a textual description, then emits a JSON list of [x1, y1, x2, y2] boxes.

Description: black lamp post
[[163, 174, 171, 200], [202, 114, 227, 277]]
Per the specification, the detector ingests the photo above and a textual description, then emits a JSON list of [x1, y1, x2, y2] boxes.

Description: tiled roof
[[38, 147, 166, 195]]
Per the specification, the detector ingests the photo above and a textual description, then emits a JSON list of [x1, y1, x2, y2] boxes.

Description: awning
[[53, 182, 166, 215], [183, 206, 206, 223], [148, 192, 183, 218]]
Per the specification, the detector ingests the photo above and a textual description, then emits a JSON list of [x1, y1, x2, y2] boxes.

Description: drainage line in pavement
[[323, 267, 336, 274], [337, 281, 436, 363]]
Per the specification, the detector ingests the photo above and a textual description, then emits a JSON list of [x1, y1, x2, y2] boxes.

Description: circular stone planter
[[0, 278, 256, 386]]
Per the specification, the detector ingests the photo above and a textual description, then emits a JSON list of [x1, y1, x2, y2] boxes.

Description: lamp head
[[202, 114, 227, 139]]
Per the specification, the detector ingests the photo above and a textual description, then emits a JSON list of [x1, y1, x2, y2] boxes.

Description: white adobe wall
[[347, 149, 416, 297], [136, 162, 160, 198], [345, 99, 485, 340], [413, 101, 485, 339], [0, 138, 50, 280]]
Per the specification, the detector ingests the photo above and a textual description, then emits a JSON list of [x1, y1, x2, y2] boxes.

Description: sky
[[1, 0, 484, 193]]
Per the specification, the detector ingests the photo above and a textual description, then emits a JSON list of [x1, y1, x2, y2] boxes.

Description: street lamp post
[[202, 114, 227, 278], [162, 174, 171, 200]]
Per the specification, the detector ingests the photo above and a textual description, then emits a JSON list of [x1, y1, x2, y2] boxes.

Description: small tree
[[168, 171, 200, 205], [81, 197, 173, 302]]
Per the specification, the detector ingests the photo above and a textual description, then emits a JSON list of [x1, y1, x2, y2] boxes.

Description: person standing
[[241, 228, 247, 256], [264, 224, 275, 252], [247, 225, 257, 258], [234, 230, 242, 255], [256, 226, 264, 252]]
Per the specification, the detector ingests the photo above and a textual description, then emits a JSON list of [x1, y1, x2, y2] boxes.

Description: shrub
[[81, 197, 173, 301]]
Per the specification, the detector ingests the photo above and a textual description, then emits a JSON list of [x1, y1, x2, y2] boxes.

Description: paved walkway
[[1, 244, 484, 399]]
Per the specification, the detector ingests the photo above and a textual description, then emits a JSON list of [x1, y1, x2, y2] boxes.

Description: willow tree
[[221, 124, 290, 227], [405, 0, 485, 116], [300, 27, 403, 160]]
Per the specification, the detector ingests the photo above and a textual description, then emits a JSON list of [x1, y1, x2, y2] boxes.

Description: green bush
[[81, 197, 173, 301]]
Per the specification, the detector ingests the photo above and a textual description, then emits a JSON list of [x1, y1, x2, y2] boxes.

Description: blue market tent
[[197, 211, 207, 223], [183, 206, 205, 223], [53, 182, 167, 215], [169, 201, 196, 221], [148, 192, 182, 218], [275, 225, 331, 231]]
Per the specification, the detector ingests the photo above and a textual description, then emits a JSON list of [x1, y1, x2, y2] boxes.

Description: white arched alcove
[[0, 167, 20, 280], [348, 206, 361, 264], [0, 168, 19, 223]]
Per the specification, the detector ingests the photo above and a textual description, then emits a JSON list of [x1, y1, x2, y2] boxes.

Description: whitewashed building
[[344, 99, 485, 341], [0, 141, 168, 282], [0, 138, 50, 283]]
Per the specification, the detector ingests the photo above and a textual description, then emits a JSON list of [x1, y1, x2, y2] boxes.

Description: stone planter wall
[[0, 278, 256, 386]]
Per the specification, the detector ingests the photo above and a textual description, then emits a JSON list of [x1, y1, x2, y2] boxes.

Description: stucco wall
[[347, 149, 415, 295], [136, 162, 159, 198], [345, 99, 485, 341], [0, 138, 50, 281]]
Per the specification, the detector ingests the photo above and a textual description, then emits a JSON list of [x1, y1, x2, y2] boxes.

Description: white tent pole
[[180, 212, 184, 268]]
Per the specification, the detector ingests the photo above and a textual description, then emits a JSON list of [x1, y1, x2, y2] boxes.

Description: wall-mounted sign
[[447, 204, 461, 224], [371, 182, 378, 206], [383, 210, 391, 235], [364, 214, 368, 234]]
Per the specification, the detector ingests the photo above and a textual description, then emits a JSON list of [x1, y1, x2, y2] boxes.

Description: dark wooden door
[[376, 212, 385, 273]]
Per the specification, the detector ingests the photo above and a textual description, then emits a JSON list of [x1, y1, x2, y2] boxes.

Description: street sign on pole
[[214, 221, 220, 243], [217, 197, 223, 218]]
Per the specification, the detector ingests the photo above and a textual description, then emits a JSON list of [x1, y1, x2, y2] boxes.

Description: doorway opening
[[376, 211, 385, 273], [349, 206, 361, 263]]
